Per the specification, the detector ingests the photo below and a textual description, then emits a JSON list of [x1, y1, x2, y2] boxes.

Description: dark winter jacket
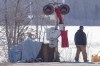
[[74, 30, 87, 45]]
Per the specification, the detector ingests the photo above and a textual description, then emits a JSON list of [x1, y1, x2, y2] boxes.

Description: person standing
[[74, 26, 88, 62]]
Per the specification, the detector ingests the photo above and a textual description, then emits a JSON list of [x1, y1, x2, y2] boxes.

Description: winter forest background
[[0, 0, 100, 62]]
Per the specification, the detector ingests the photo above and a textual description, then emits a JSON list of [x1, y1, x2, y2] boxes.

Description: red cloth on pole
[[54, 7, 63, 24], [61, 30, 69, 47]]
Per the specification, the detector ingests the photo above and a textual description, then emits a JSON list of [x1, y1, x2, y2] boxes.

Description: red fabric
[[54, 7, 63, 24], [61, 30, 69, 47]]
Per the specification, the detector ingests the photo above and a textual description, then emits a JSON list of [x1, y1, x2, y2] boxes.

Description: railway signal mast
[[43, 0, 70, 61]]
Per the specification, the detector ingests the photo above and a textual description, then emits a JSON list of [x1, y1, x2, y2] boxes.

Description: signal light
[[59, 4, 70, 15], [43, 4, 54, 15]]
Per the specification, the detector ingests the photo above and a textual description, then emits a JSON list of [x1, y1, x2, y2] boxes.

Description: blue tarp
[[9, 38, 42, 63], [9, 44, 22, 63]]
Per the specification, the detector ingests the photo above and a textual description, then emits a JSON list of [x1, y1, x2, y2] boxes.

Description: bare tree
[[3, 0, 32, 62], [1, 0, 49, 62]]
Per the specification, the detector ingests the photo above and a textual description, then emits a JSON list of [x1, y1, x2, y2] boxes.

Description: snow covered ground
[[1, 62, 100, 66], [0, 26, 100, 63], [59, 26, 100, 62]]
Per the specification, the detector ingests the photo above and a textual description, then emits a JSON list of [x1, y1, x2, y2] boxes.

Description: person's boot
[[84, 60, 89, 63], [75, 58, 79, 63], [75, 59, 79, 63]]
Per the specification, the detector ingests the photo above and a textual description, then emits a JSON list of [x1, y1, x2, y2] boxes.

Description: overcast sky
[[0, 0, 100, 26]]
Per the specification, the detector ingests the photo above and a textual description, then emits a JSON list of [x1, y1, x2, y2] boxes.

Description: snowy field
[[0, 26, 100, 63], [59, 26, 100, 62]]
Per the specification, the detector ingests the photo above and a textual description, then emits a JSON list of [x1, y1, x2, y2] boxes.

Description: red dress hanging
[[61, 30, 69, 47]]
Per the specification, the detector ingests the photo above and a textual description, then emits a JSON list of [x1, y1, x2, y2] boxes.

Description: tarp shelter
[[9, 38, 42, 63]]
